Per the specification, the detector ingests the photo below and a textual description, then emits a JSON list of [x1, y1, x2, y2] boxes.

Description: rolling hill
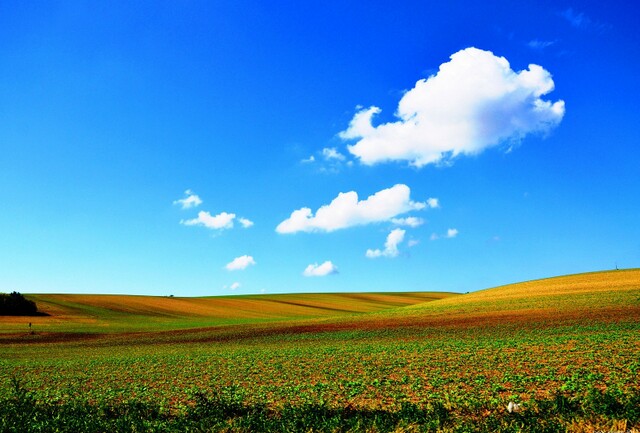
[[0, 291, 457, 334], [2, 269, 637, 343]]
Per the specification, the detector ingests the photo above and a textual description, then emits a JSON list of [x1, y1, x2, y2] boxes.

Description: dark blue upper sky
[[1, 1, 638, 295]]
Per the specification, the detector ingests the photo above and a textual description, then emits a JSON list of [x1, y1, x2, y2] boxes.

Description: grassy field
[[0, 269, 638, 432], [0, 291, 455, 334]]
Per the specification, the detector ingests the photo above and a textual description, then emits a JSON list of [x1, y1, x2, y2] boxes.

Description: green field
[[1, 269, 639, 432]]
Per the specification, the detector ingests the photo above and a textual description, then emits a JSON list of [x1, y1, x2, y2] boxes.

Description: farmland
[[1, 269, 639, 432]]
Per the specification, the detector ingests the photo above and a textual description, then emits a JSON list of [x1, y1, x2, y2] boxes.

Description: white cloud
[[181, 211, 253, 231], [366, 228, 406, 258], [276, 184, 426, 234], [238, 217, 254, 228], [431, 228, 459, 240], [322, 147, 346, 161], [408, 239, 419, 247], [223, 282, 241, 290], [225, 255, 256, 271], [173, 189, 203, 209], [391, 216, 425, 228], [182, 211, 235, 230], [340, 47, 565, 167], [427, 198, 439, 209], [301, 155, 316, 163], [303, 261, 338, 277]]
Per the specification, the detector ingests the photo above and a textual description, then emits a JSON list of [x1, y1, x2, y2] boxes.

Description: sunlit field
[[1, 269, 639, 432]]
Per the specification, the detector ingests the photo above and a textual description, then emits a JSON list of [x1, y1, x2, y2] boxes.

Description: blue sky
[[1, 1, 638, 296]]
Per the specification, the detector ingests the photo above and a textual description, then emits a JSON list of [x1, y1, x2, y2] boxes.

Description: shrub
[[0, 291, 39, 316]]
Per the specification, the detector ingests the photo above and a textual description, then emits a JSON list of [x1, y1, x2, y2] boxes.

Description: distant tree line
[[0, 292, 40, 316]]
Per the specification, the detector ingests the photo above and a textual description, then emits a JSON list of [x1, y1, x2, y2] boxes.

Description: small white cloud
[[225, 255, 256, 271], [431, 228, 459, 240], [303, 261, 338, 277], [391, 216, 424, 228], [408, 239, 419, 247], [366, 228, 406, 259], [301, 155, 316, 163], [322, 147, 346, 161], [182, 211, 235, 230], [276, 184, 427, 234], [223, 282, 241, 291], [173, 189, 203, 209], [238, 217, 254, 228], [427, 198, 439, 209], [340, 47, 565, 167]]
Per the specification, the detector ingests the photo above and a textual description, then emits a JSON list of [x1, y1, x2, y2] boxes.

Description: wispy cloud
[[366, 229, 406, 258], [431, 228, 459, 240], [391, 216, 425, 228], [560, 8, 591, 28], [173, 189, 203, 209], [276, 184, 427, 234], [303, 261, 338, 277], [301, 155, 316, 163], [224, 282, 241, 291], [302, 147, 352, 173], [339, 47, 565, 167], [225, 255, 256, 271], [527, 39, 556, 50], [322, 147, 346, 161], [559, 8, 609, 33]]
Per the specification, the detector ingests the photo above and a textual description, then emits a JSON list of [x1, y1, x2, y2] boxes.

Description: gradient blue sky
[[1, 1, 638, 296]]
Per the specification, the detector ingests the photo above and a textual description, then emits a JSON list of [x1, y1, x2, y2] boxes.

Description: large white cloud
[[366, 228, 406, 258], [340, 47, 565, 167], [225, 255, 256, 271], [276, 184, 427, 234], [303, 261, 338, 277]]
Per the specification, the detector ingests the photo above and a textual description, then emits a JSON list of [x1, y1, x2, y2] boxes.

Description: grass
[[5, 377, 637, 433], [0, 269, 638, 432]]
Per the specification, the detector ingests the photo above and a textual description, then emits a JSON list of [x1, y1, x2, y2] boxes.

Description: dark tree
[[0, 292, 39, 316]]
